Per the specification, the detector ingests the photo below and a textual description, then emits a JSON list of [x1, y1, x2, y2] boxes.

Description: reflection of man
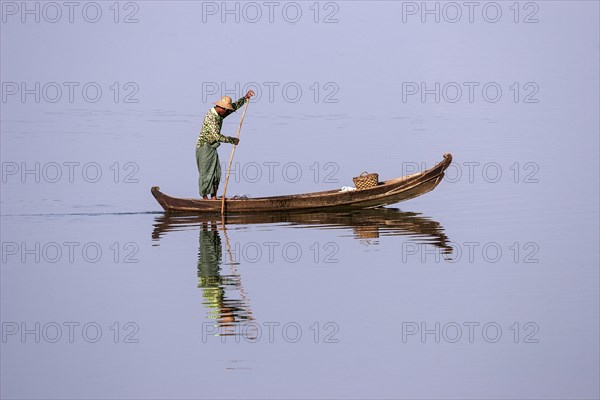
[[197, 222, 251, 334], [196, 91, 255, 200], [197, 221, 223, 290]]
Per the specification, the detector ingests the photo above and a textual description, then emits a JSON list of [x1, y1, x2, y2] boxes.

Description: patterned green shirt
[[196, 97, 247, 147]]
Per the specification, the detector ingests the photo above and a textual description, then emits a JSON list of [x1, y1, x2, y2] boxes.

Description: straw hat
[[213, 96, 235, 111]]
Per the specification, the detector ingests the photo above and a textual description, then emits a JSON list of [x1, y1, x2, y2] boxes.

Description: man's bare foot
[[210, 195, 223, 200], [202, 195, 209, 200]]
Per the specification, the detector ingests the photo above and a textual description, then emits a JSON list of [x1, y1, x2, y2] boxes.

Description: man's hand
[[245, 90, 255, 99], [233, 138, 240, 145]]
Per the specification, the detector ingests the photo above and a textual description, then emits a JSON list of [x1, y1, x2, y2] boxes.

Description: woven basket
[[353, 226, 380, 239], [352, 171, 379, 190]]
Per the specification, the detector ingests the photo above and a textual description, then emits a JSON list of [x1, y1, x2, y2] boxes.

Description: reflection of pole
[[221, 215, 254, 320]]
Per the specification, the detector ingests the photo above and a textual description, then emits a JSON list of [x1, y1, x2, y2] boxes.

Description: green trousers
[[196, 143, 221, 197], [197, 224, 222, 288]]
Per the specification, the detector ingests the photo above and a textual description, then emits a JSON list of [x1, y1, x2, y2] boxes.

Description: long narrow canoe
[[152, 153, 452, 213]]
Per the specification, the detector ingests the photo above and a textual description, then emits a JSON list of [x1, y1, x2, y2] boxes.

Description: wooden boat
[[152, 153, 452, 213]]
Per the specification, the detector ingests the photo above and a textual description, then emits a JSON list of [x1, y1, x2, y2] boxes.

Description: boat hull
[[152, 153, 452, 213]]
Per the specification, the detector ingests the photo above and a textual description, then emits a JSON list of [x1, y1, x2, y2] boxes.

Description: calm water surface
[[1, 1, 598, 399]]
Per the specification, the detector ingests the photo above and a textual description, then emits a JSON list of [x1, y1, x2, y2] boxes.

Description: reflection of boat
[[152, 207, 453, 254], [154, 208, 453, 337], [151, 153, 452, 213]]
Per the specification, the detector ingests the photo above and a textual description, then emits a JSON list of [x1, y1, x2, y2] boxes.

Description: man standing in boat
[[196, 90, 255, 200]]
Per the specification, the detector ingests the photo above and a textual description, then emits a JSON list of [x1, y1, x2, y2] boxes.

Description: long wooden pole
[[221, 99, 250, 214]]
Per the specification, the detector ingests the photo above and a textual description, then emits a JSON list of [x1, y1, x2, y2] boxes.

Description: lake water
[[1, 1, 599, 399]]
